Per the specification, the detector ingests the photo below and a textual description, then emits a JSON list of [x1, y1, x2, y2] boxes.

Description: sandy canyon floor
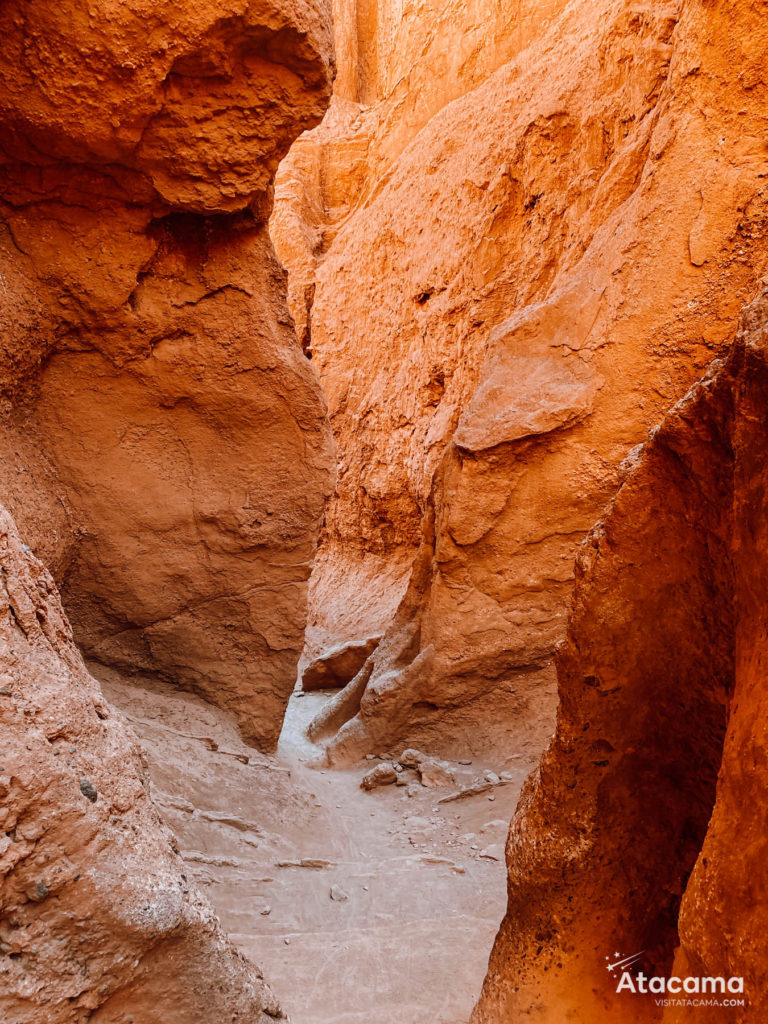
[[96, 667, 553, 1024]]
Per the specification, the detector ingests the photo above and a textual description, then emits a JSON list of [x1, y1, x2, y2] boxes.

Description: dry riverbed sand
[[98, 667, 546, 1024]]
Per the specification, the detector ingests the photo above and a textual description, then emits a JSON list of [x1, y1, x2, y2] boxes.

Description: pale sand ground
[[99, 667, 545, 1024]]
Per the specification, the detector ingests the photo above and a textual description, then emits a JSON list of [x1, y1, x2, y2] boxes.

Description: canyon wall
[[0, 503, 286, 1023], [0, 0, 336, 749], [0, 0, 339, 1018], [472, 285, 768, 1024], [273, 0, 768, 761]]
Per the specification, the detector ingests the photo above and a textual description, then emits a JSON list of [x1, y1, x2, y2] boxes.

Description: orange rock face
[[0, 0, 336, 749], [0, 504, 285, 1022], [471, 289, 768, 1023], [0, 0, 337, 1016], [272, 0, 768, 761]]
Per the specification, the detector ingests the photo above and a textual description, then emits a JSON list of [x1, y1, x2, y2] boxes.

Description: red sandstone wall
[[0, 0, 337, 749], [273, 0, 768, 764]]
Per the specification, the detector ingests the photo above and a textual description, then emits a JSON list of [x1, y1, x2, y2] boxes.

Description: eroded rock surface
[[0, 0, 340, 1017], [0, 0, 336, 749], [301, 634, 381, 691], [472, 289, 768, 1023], [273, 0, 768, 759], [0, 504, 284, 1023]]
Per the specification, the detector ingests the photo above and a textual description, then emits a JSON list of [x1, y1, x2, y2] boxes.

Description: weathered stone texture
[[274, 0, 768, 760], [0, 504, 286, 1023], [0, 0, 337, 748], [472, 287, 768, 1024]]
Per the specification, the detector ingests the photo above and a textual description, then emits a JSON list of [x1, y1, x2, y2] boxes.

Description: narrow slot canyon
[[2, 0, 768, 1023]]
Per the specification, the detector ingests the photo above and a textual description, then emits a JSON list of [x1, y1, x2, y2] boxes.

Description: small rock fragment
[[79, 778, 98, 803], [481, 819, 508, 832], [29, 881, 49, 901], [360, 762, 398, 790], [480, 844, 503, 861], [400, 748, 428, 769], [277, 858, 334, 869], [261, 905, 272, 916], [483, 771, 500, 785], [438, 781, 495, 804], [418, 758, 455, 788], [419, 855, 460, 868], [329, 885, 349, 902]]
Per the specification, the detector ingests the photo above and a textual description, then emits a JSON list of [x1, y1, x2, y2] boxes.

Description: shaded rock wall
[[471, 288, 768, 1023], [0, 0, 336, 748], [273, 0, 768, 760], [0, 504, 285, 1023]]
